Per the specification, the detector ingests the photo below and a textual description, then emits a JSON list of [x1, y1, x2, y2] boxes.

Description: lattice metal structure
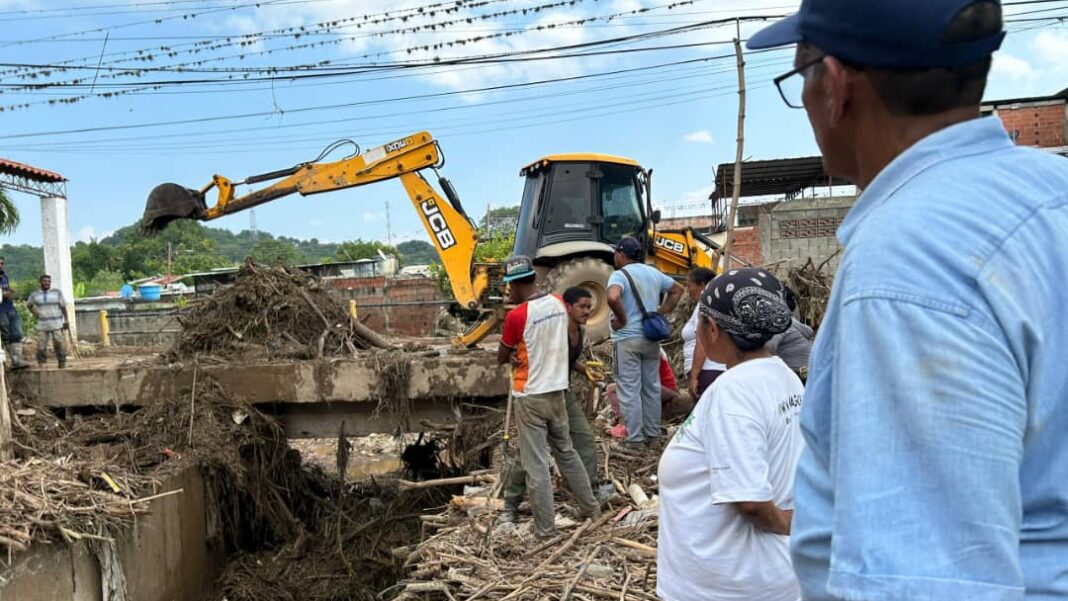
[[0, 158, 67, 198]]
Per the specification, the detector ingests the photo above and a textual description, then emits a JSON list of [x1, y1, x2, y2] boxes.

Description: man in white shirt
[[497, 255, 600, 539]]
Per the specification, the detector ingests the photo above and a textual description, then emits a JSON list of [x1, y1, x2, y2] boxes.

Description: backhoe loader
[[142, 131, 719, 346]]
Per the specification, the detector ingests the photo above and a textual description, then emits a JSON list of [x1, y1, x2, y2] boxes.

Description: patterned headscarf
[[699, 267, 792, 345]]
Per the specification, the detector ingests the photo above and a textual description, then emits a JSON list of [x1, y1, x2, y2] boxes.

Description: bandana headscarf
[[699, 268, 792, 345]]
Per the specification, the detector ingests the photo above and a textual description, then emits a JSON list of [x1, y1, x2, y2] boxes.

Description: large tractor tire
[[543, 257, 615, 344]]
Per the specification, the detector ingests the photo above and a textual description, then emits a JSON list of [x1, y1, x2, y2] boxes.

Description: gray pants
[[513, 390, 600, 537], [36, 329, 67, 366], [613, 336, 662, 443], [504, 390, 598, 508]]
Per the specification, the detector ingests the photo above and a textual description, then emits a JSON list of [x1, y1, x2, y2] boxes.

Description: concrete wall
[[760, 196, 857, 271], [75, 308, 181, 346], [0, 467, 221, 601]]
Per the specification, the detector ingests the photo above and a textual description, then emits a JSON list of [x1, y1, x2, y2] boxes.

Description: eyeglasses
[[773, 56, 825, 109]]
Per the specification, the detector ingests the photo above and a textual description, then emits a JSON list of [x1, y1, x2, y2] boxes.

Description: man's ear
[[821, 56, 854, 127]]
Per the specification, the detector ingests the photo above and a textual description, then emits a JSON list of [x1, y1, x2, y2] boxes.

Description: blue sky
[[0, 0, 1065, 247]]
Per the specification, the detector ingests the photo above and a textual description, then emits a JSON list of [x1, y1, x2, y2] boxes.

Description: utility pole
[[166, 241, 173, 280], [721, 19, 747, 270], [385, 200, 393, 247]]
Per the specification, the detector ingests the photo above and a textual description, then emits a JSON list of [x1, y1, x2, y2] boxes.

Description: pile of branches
[[782, 252, 839, 329], [168, 260, 389, 362], [9, 378, 443, 601], [0, 458, 160, 555], [392, 434, 667, 600]]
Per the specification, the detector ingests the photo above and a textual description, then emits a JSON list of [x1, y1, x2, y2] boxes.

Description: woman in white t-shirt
[[680, 267, 726, 399], [657, 268, 804, 601]]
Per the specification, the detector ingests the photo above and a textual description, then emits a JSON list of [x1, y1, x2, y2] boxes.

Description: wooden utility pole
[[1, 354, 12, 461], [721, 20, 747, 270]]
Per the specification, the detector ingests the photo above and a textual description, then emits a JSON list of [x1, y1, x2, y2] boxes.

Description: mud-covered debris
[[166, 260, 378, 362]]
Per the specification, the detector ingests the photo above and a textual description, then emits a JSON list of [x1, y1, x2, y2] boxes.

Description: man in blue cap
[[606, 236, 683, 446], [749, 1, 1068, 599]]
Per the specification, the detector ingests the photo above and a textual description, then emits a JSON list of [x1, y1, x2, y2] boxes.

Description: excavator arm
[[142, 132, 491, 311]]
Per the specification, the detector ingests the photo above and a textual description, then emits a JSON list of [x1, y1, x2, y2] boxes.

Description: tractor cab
[[512, 154, 653, 266]]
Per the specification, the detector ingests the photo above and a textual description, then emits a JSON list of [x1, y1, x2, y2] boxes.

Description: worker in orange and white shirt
[[497, 255, 601, 539]]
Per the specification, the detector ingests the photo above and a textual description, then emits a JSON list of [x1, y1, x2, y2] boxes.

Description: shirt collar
[[837, 116, 1013, 246]]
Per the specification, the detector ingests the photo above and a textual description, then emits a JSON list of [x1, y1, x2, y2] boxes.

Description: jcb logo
[[421, 199, 456, 250], [385, 138, 410, 153], [655, 236, 685, 254]]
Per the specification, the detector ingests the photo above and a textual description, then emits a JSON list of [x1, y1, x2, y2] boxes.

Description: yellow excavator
[[142, 131, 719, 346]]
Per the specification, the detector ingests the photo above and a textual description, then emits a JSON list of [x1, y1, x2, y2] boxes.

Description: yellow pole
[[99, 310, 111, 347], [348, 299, 358, 321]]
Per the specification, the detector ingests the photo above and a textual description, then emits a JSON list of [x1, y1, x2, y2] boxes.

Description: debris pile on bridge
[[391, 436, 667, 600], [168, 259, 391, 362]]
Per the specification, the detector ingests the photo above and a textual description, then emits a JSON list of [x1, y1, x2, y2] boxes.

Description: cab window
[[600, 165, 642, 244]]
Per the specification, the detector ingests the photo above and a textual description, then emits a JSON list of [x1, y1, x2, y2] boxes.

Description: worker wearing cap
[[606, 236, 684, 445], [497, 255, 600, 539], [750, 1, 1068, 599]]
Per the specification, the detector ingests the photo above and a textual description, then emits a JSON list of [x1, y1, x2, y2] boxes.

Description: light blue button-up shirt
[[792, 116, 1068, 601]]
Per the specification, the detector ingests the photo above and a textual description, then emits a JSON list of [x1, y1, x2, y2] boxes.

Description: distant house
[[186, 254, 399, 296], [399, 264, 433, 277]]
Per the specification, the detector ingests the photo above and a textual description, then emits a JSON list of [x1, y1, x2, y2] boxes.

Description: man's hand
[[610, 316, 625, 330], [2, 288, 12, 301], [63, 321, 70, 330], [689, 374, 700, 396]]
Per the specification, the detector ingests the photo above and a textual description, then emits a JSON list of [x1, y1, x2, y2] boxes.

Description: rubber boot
[[8, 342, 30, 370]]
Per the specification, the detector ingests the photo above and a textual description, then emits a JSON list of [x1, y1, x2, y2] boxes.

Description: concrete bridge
[[11, 350, 510, 438]]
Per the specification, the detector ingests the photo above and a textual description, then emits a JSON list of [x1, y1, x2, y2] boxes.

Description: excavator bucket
[[141, 183, 208, 235]]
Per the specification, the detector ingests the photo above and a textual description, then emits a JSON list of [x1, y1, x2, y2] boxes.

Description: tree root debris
[[165, 260, 383, 363]]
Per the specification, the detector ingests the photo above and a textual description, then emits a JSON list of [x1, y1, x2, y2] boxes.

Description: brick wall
[[325, 275, 444, 337], [730, 226, 762, 267], [993, 102, 1067, 148], [760, 196, 856, 271]]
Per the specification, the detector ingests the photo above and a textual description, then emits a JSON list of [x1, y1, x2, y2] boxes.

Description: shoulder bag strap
[[619, 266, 651, 319]]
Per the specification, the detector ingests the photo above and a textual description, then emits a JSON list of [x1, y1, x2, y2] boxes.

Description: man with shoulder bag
[[606, 237, 684, 445]]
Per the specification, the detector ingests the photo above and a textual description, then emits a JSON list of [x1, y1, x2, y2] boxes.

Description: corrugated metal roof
[[710, 156, 850, 201], [0, 158, 67, 183]]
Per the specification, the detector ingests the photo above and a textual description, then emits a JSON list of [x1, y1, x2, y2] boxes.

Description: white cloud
[[1031, 30, 1068, 72], [683, 130, 714, 144], [991, 53, 1037, 83], [76, 225, 96, 243]]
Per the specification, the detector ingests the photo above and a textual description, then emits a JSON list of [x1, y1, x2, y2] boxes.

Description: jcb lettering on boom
[[421, 199, 456, 250], [655, 236, 685, 254], [385, 138, 410, 153]]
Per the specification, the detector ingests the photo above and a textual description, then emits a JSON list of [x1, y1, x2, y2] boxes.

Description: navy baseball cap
[[748, 0, 1005, 69], [614, 237, 643, 260], [503, 255, 536, 282]]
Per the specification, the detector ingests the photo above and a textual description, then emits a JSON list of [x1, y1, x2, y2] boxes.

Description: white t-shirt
[[500, 294, 569, 397], [657, 356, 804, 601], [681, 305, 727, 373]]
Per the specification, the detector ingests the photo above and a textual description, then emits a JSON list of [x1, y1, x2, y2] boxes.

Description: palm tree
[[0, 189, 19, 235]]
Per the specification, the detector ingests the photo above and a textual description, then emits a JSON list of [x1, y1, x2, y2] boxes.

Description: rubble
[[781, 252, 839, 329], [166, 260, 389, 363], [392, 425, 671, 601]]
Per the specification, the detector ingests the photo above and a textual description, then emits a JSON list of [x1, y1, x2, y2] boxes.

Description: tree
[[479, 205, 520, 239], [250, 238, 307, 265], [333, 239, 397, 263], [396, 240, 438, 265], [0, 189, 19, 235]]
